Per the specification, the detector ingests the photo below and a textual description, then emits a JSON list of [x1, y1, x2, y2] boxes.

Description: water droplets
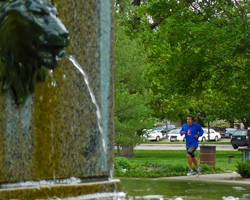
[[222, 196, 239, 200], [51, 80, 57, 87], [0, 177, 82, 188], [49, 69, 57, 87], [56, 56, 61, 61]]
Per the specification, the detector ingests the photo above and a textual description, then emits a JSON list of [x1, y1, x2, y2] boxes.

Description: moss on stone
[[0, 180, 121, 200]]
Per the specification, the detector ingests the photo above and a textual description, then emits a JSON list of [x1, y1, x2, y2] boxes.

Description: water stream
[[66, 55, 106, 153]]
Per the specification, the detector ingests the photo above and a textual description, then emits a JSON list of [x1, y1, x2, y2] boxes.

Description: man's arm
[[180, 126, 186, 136], [197, 125, 204, 137]]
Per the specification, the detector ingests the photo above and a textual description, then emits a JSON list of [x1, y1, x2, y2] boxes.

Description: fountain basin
[[0, 179, 120, 199]]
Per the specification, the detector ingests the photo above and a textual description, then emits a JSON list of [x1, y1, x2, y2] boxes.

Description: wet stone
[[0, 0, 116, 199]]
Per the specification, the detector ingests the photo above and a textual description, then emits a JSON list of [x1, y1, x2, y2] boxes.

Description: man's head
[[187, 115, 194, 126]]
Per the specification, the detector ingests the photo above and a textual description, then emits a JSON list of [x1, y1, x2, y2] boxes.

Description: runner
[[180, 115, 204, 176]]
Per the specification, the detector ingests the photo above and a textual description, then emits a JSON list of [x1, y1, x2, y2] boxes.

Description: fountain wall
[[0, 0, 117, 199]]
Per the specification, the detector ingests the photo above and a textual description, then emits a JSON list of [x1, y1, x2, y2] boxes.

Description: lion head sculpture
[[0, 0, 70, 104]]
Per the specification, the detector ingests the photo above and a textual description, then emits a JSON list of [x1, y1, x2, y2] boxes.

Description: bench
[[228, 155, 235, 163]]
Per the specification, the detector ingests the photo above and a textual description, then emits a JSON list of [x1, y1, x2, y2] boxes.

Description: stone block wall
[[0, 0, 114, 183]]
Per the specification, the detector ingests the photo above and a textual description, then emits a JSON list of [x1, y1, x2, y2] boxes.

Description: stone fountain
[[0, 0, 120, 199]]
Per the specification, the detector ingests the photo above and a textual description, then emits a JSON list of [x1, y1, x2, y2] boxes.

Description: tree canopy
[[114, 0, 250, 156], [114, 24, 155, 157], [130, 0, 250, 126]]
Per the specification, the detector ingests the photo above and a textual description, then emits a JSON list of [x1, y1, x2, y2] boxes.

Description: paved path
[[160, 172, 250, 185], [134, 144, 235, 151]]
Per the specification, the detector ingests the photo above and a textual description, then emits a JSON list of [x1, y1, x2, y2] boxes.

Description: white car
[[168, 128, 185, 142], [198, 128, 221, 142], [144, 130, 164, 142]]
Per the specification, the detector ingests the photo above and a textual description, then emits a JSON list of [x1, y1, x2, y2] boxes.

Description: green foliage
[[115, 149, 242, 171], [115, 0, 250, 147], [200, 164, 218, 174], [204, 120, 231, 128], [235, 160, 250, 178], [114, 150, 225, 178], [114, 157, 132, 170], [114, 22, 155, 150], [116, 0, 250, 125], [114, 161, 222, 178]]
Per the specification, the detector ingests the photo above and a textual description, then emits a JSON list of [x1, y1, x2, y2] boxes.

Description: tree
[[135, 0, 250, 126], [114, 24, 155, 157], [114, 1, 250, 152]]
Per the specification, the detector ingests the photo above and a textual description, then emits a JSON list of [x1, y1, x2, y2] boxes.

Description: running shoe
[[187, 169, 193, 176], [196, 167, 202, 175]]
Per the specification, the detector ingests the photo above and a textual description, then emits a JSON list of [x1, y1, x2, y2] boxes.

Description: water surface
[[120, 178, 250, 200]]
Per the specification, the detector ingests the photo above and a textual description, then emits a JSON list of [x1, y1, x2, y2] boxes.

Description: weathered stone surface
[[0, 0, 115, 183], [0, 179, 120, 200]]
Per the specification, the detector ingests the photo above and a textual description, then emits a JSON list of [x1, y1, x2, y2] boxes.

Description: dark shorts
[[187, 145, 198, 158]]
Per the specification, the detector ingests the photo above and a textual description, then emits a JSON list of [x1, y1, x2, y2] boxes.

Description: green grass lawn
[[115, 149, 242, 171]]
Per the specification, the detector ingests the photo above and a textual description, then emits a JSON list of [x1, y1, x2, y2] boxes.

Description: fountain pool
[[120, 178, 250, 200]]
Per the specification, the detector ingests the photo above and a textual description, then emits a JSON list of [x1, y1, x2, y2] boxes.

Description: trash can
[[200, 145, 216, 166]]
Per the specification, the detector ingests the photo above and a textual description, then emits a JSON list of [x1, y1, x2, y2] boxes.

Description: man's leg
[[186, 153, 194, 175], [192, 153, 202, 175], [187, 154, 193, 169], [187, 145, 198, 168], [192, 156, 198, 169]]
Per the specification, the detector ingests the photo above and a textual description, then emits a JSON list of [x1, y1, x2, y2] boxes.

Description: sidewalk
[[139, 143, 231, 147], [134, 143, 233, 150], [160, 172, 250, 185]]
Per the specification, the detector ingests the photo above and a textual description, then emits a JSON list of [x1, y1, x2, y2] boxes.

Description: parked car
[[168, 128, 185, 142], [214, 128, 226, 137], [230, 129, 250, 149], [153, 125, 176, 138], [222, 128, 236, 138], [153, 126, 167, 138], [143, 130, 164, 142], [198, 128, 221, 142], [167, 124, 176, 131]]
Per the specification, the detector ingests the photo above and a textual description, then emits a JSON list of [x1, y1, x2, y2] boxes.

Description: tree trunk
[[166, 118, 168, 134], [117, 0, 125, 13], [120, 145, 135, 157], [117, 145, 121, 156], [241, 119, 250, 129], [133, 0, 141, 32], [228, 120, 235, 128], [197, 116, 205, 127], [178, 114, 186, 125]]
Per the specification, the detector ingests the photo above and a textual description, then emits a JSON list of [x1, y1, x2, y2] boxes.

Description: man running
[[180, 115, 204, 176]]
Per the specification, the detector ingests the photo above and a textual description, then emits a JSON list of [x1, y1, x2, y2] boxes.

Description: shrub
[[235, 160, 250, 178], [114, 161, 223, 178], [198, 164, 217, 174], [114, 157, 132, 170]]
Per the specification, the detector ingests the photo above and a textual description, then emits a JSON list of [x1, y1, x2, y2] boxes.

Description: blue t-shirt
[[180, 123, 204, 148]]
